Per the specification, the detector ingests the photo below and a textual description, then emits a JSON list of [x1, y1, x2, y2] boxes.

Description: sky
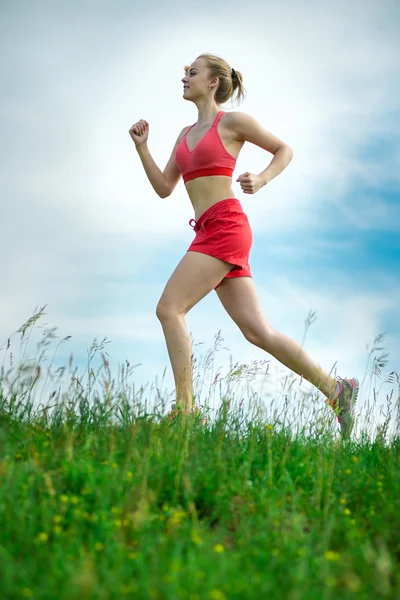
[[1, 0, 399, 438]]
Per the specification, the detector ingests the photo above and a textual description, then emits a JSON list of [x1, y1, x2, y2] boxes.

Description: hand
[[236, 172, 264, 194], [129, 119, 149, 146]]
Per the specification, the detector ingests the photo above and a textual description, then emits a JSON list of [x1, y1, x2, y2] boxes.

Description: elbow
[[285, 145, 294, 160], [159, 180, 172, 198], [274, 144, 293, 161]]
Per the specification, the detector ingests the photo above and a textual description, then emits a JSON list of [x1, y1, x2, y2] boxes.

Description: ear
[[210, 76, 219, 88]]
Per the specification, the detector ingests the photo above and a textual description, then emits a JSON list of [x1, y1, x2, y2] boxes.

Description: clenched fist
[[236, 172, 265, 194], [129, 119, 149, 146]]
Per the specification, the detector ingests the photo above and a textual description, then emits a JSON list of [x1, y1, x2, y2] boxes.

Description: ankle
[[173, 401, 195, 413], [323, 377, 340, 399]]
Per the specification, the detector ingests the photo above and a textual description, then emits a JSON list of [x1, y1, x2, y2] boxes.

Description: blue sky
[[1, 0, 399, 436]]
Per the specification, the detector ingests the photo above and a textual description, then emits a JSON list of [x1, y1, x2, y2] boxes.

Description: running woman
[[129, 53, 358, 438]]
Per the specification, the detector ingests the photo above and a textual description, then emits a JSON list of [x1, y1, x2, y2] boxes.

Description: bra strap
[[184, 123, 196, 137], [212, 110, 225, 127]]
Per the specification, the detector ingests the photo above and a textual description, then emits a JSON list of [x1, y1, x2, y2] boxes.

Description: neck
[[194, 100, 221, 126]]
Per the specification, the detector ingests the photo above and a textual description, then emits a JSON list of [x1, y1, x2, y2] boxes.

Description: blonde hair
[[184, 53, 246, 107]]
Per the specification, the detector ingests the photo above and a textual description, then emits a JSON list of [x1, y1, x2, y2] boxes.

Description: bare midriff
[[184, 115, 245, 221], [185, 177, 237, 221]]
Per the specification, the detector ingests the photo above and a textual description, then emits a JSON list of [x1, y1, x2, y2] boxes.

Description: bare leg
[[216, 278, 338, 399], [159, 314, 194, 410], [254, 328, 337, 398], [156, 251, 233, 411]]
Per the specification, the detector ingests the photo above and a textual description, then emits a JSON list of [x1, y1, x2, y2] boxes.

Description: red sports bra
[[175, 110, 237, 184]]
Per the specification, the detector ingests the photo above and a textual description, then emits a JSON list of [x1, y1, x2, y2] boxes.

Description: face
[[181, 58, 216, 101]]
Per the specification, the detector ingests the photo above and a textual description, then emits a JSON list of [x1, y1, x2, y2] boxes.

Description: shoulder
[[221, 111, 251, 129], [223, 111, 288, 153], [178, 124, 193, 141], [171, 125, 192, 153], [221, 111, 262, 139]]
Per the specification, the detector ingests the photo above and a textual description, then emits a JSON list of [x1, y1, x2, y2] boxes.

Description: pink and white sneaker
[[326, 377, 359, 439]]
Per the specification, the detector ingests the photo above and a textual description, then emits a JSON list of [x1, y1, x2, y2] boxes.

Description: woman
[[129, 53, 359, 438]]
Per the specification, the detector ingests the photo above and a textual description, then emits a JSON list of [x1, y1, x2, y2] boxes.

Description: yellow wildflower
[[209, 591, 226, 600], [191, 530, 202, 546], [214, 543, 225, 553], [168, 509, 186, 526], [325, 550, 340, 561]]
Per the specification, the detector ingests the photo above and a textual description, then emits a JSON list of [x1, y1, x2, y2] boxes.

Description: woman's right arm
[[130, 120, 189, 198]]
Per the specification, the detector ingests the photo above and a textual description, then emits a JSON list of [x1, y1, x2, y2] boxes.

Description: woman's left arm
[[231, 112, 293, 193]]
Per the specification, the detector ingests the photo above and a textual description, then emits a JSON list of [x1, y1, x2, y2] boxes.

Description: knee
[[156, 301, 169, 322], [243, 325, 275, 349], [156, 300, 181, 322]]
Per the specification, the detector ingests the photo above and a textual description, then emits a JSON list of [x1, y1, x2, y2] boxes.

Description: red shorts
[[187, 198, 253, 290]]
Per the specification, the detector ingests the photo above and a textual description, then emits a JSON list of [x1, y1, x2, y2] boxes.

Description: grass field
[[0, 308, 399, 599]]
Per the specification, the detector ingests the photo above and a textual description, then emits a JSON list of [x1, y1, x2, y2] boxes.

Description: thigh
[[215, 276, 273, 339], [157, 251, 234, 316]]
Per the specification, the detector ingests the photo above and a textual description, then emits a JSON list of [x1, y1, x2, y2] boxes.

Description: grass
[[0, 306, 399, 599]]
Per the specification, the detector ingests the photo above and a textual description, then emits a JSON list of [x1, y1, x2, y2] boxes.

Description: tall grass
[[0, 307, 399, 599]]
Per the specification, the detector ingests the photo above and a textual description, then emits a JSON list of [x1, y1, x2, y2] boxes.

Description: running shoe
[[325, 377, 359, 439]]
